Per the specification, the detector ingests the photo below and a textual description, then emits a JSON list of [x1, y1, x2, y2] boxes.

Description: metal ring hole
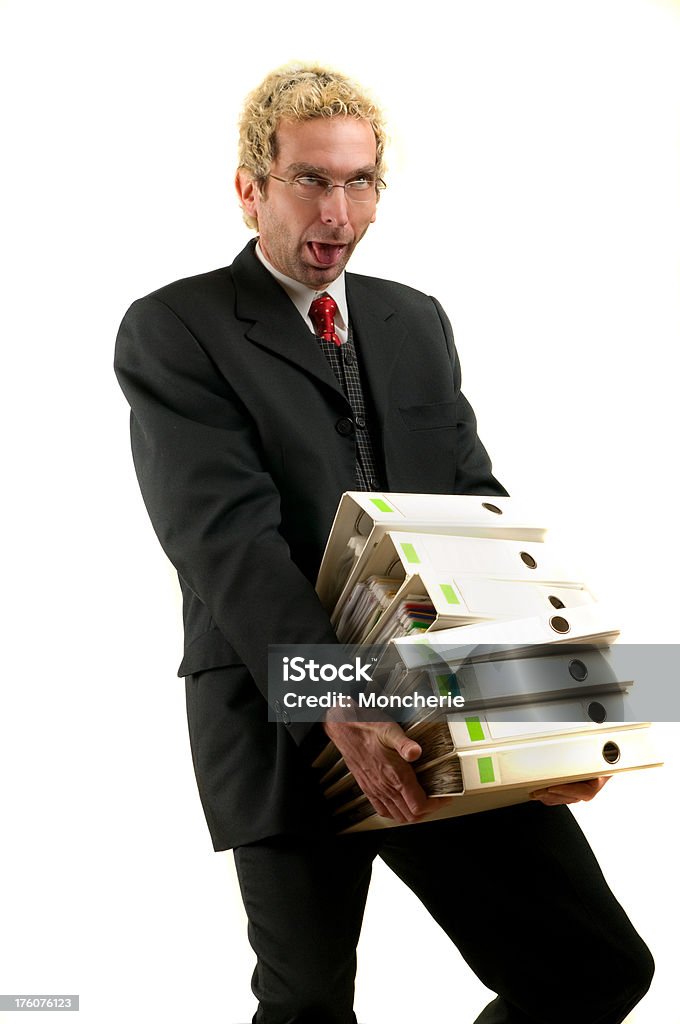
[[588, 701, 607, 723], [568, 659, 588, 682], [602, 741, 620, 765], [549, 615, 570, 634]]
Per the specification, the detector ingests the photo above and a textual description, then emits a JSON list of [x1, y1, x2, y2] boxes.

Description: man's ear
[[235, 169, 260, 221]]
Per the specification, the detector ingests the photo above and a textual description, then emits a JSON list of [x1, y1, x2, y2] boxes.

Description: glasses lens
[[345, 179, 376, 203], [292, 176, 329, 200], [289, 175, 381, 202]]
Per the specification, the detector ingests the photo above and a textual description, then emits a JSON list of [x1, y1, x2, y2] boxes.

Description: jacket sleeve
[[431, 295, 509, 498], [114, 295, 339, 739]]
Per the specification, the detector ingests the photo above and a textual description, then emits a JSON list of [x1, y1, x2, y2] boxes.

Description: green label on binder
[[465, 717, 485, 742], [436, 673, 461, 698], [477, 756, 496, 784], [440, 583, 460, 605], [400, 543, 420, 564], [370, 498, 395, 513]]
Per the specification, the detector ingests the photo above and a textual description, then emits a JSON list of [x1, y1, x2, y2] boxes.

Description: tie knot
[[309, 294, 342, 347]]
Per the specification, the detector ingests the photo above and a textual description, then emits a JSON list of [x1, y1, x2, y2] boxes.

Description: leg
[[378, 803, 654, 1024], [234, 832, 379, 1024]]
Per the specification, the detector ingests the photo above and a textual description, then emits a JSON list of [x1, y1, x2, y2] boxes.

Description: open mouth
[[307, 241, 348, 267]]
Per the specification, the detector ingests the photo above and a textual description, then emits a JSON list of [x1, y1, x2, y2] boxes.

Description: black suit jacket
[[114, 239, 506, 847]]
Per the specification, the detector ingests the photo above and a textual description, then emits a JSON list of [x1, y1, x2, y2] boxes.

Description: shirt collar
[[255, 241, 348, 334]]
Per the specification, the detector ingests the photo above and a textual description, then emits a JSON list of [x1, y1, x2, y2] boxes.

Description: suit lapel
[[230, 241, 407, 424], [346, 274, 406, 433], [232, 241, 346, 401]]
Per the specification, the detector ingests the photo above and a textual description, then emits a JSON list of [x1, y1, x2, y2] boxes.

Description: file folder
[[437, 722, 658, 792], [436, 691, 636, 749], [315, 686, 636, 790], [374, 646, 631, 712], [391, 603, 621, 672], [316, 492, 547, 611], [331, 723, 662, 833], [335, 569, 595, 643], [311, 491, 664, 836], [331, 530, 586, 632]]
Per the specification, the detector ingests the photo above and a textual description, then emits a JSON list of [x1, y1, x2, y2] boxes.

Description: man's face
[[238, 117, 379, 288]]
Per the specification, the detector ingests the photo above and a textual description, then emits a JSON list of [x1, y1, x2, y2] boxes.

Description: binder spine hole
[[568, 659, 588, 681], [587, 701, 607, 723], [386, 558, 404, 578], [549, 615, 570, 634], [520, 552, 537, 568], [481, 502, 503, 515], [355, 511, 372, 537], [602, 741, 621, 765], [548, 595, 565, 609]]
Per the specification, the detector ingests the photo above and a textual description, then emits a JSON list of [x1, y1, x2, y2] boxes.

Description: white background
[[1, 0, 679, 1021]]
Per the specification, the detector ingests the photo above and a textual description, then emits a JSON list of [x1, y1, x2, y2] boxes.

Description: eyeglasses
[[267, 173, 386, 203]]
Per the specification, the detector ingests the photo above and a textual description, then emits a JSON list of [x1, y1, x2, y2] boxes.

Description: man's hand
[[323, 713, 444, 824], [530, 776, 611, 806]]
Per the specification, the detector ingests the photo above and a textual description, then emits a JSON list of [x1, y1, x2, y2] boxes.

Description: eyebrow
[[284, 162, 378, 180]]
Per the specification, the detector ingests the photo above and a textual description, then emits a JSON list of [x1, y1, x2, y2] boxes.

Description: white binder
[[442, 692, 636, 749], [316, 492, 547, 611], [334, 723, 662, 833], [331, 530, 586, 632], [335, 570, 595, 643], [454, 723, 659, 792], [415, 646, 631, 710], [391, 604, 621, 671]]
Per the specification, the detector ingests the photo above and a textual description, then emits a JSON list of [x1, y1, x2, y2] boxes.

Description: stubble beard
[[259, 209, 356, 288]]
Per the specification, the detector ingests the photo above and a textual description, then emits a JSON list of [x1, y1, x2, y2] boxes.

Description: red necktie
[[309, 294, 342, 347]]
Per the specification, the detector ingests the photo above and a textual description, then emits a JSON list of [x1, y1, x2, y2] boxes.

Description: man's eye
[[347, 178, 374, 191], [296, 176, 327, 188]]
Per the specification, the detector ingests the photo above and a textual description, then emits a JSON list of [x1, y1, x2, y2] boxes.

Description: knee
[[617, 939, 655, 1015], [586, 938, 655, 1023]]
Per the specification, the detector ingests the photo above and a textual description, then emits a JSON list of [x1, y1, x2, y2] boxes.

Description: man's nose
[[319, 185, 350, 226]]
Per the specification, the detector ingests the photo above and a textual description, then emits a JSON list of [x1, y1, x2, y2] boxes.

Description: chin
[[303, 269, 336, 287], [310, 262, 347, 285]]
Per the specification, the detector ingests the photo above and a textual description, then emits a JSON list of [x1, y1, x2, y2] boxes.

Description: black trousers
[[233, 804, 653, 1024]]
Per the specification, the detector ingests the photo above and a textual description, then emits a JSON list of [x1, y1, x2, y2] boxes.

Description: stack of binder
[[331, 531, 595, 643], [313, 493, 662, 832]]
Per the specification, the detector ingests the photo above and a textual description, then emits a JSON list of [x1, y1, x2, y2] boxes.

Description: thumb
[[378, 722, 422, 762]]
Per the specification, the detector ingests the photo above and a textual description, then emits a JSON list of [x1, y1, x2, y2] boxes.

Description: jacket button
[[336, 417, 355, 436], [355, 416, 366, 429]]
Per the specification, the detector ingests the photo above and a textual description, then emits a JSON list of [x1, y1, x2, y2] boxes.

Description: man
[[115, 64, 653, 1024]]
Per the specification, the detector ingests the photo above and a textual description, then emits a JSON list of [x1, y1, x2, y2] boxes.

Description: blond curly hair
[[237, 63, 387, 230]]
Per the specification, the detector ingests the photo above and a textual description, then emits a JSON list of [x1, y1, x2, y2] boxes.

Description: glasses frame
[[267, 172, 387, 203]]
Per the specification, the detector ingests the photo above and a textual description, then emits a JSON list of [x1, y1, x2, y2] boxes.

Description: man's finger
[[368, 794, 395, 820], [530, 777, 611, 803], [377, 722, 422, 762], [373, 794, 409, 824]]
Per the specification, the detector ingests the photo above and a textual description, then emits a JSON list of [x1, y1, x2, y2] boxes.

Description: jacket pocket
[[398, 401, 458, 431], [177, 627, 242, 677]]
